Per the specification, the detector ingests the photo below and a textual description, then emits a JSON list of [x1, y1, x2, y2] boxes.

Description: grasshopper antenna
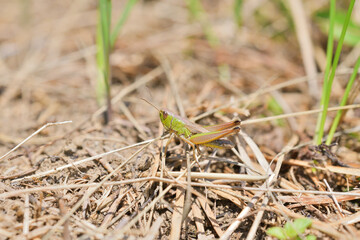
[[140, 98, 160, 111]]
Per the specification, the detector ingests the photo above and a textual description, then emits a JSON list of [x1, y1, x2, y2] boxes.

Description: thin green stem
[[234, 0, 243, 27], [326, 57, 360, 144], [96, 0, 112, 122], [314, 0, 335, 144], [315, 0, 355, 144], [111, 0, 137, 47]]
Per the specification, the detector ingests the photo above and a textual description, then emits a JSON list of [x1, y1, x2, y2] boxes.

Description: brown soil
[[0, 1, 359, 239]]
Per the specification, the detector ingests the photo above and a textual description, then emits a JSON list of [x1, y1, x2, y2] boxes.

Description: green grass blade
[[96, 23, 106, 104], [96, 0, 111, 106], [326, 56, 360, 144], [314, 0, 335, 144], [110, 0, 137, 47], [234, 0, 243, 27], [315, 0, 355, 144], [186, 0, 201, 19], [315, 10, 360, 46]]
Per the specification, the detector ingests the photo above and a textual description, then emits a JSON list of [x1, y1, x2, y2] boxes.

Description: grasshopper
[[142, 99, 241, 161]]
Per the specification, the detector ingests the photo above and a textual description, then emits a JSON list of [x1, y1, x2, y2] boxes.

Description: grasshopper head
[[159, 109, 172, 131], [159, 109, 169, 121]]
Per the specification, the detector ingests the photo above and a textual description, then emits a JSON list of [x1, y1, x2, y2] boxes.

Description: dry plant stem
[[332, 211, 360, 225], [0, 47, 42, 108], [273, 204, 350, 239], [245, 196, 269, 240], [161, 134, 173, 194], [232, 141, 263, 175], [170, 155, 247, 169], [159, 55, 185, 116], [3, 177, 360, 200], [59, 199, 71, 240], [42, 138, 158, 240], [278, 190, 360, 205], [160, 54, 191, 234], [287, 0, 318, 97], [23, 193, 30, 236], [221, 177, 275, 238], [60, 67, 162, 142], [12, 136, 165, 182], [220, 136, 297, 240], [11, 88, 353, 181], [142, 217, 163, 240], [0, 168, 38, 180], [0, 120, 72, 161], [209, 188, 249, 207], [100, 189, 130, 227], [144, 198, 156, 234], [193, 69, 357, 121], [182, 152, 192, 223], [192, 75, 308, 121], [92, 66, 163, 119], [242, 104, 360, 125], [170, 173, 186, 239], [246, 137, 298, 240], [118, 101, 147, 138], [220, 180, 272, 240], [240, 131, 273, 175], [157, 172, 268, 181], [72, 214, 106, 236], [108, 161, 197, 239], [192, 201, 206, 239], [27, 227, 52, 239], [323, 165, 360, 177], [105, 196, 140, 229], [85, 147, 114, 173], [0, 228, 12, 238], [324, 179, 344, 216], [198, 197, 224, 237]]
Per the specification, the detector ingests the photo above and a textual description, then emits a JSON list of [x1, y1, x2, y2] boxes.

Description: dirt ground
[[0, 1, 359, 239]]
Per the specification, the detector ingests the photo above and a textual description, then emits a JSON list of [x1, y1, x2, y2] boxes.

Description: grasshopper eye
[[162, 111, 168, 119]]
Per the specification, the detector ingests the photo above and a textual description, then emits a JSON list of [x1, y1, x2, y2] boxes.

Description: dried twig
[[23, 193, 30, 237], [12, 137, 164, 182], [242, 104, 360, 125], [0, 121, 72, 161], [42, 138, 158, 240], [287, 0, 318, 97]]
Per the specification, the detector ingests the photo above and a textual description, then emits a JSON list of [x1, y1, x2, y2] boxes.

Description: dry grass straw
[[2, 89, 360, 239], [0, 121, 72, 161], [1, 1, 360, 239], [287, 0, 318, 97], [2, 91, 360, 239]]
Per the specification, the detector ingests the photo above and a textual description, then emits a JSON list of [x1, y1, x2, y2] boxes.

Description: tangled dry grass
[[0, 1, 359, 239]]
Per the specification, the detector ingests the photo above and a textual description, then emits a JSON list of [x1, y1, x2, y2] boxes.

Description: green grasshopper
[[142, 99, 241, 160]]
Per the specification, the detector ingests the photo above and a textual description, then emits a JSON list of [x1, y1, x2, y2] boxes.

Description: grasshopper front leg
[[178, 135, 201, 168], [163, 133, 174, 158]]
